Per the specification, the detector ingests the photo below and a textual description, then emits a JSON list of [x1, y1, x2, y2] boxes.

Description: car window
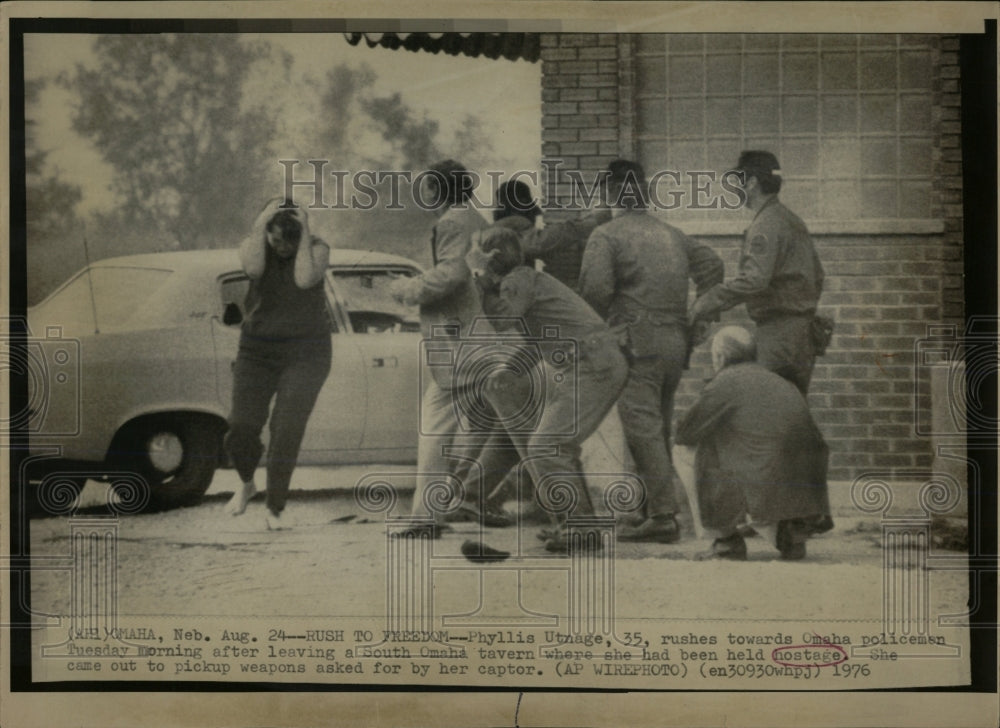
[[31, 266, 172, 332], [219, 276, 250, 326], [329, 268, 420, 334], [218, 274, 340, 332]]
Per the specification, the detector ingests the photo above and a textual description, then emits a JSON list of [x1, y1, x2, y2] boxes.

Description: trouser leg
[[412, 380, 461, 518], [659, 353, 683, 464], [617, 334, 687, 517], [755, 316, 815, 396], [458, 433, 522, 508], [265, 347, 331, 514], [225, 348, 281, 484], [501, 354, 627, 523]]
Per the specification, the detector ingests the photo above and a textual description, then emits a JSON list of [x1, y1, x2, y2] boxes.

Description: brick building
[[536, 32, 966, 481], [348, 31, 987, 484]]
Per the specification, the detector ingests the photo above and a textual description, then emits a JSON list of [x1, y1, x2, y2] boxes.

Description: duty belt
[[611, 310, 686, 328]]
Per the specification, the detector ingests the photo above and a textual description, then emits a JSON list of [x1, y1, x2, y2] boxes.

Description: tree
[[24, 78, 82, 241], [24, 78, 87, 303], [60, 34, 287, 249], [299, 63, 508, 266], [313, 63, 498, 171]]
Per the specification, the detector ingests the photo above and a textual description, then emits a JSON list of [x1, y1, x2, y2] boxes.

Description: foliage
[[24, 78, 82, 241], [60, 34, 286, 250]]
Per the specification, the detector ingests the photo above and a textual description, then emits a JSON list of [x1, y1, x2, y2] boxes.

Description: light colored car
[[26, 248, 423, 512]]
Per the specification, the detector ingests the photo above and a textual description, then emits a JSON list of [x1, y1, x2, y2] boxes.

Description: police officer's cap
[[736, 150, 781, 178]]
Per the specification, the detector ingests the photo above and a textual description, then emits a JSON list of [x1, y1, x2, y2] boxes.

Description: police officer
[[689, 150, 824, 395], [578, 159, 724, 544]]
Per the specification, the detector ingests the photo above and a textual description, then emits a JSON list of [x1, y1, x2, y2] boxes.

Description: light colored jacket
[[393, 204, 488, 389]]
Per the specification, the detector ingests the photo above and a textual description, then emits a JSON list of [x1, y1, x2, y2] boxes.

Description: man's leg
[[617, 356, 674, 512], [412, 380, 462, 519], [616, 328, 687, 542], [755, 317, 815, 396], [224, 348, 280, 515], [515, 359, 626, 552], [265, 348, 331, 520], [449, 431, 520, 527]]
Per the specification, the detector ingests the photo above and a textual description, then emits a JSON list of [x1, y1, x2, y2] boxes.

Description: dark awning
[[344, 32, 540, 63]]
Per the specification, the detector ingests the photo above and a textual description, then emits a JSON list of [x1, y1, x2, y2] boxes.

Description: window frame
[[631, 32, 939, 231], [324, 264, 422, 335]]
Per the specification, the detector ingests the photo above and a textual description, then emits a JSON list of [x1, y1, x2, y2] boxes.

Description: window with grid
[[634, 34, 936, 223]]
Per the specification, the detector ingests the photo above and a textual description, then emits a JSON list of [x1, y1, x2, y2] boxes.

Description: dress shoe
[[616, 512, 646, 529], [710, 532, 748, 560], [542, 528, 604, 554], [806, 514, 834, 535], [617, 514, 680, 543], [777, 519, 808, 560], [445, 502, 513, 528]]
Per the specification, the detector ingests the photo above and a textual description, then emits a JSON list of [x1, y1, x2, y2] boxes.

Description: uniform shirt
[[242, 237, 330, 345], [480, 266, 607, 343], [577, 209, 724, 325], [693, 196, 824, 322], [519, 209, 613, 289]]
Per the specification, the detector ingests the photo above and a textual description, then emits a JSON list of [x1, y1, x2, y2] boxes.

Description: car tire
[[24, 474, 86, 519], [115, 415, 221, 513]]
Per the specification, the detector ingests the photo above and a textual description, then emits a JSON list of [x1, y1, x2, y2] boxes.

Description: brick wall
[[935, 35, 964, 322], [541, 34, 626, 217], [537, 33, 965, 482]]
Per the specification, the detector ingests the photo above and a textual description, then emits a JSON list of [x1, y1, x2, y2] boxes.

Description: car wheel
[[25, 474, 86, 518], [116, 416, 221, 512]]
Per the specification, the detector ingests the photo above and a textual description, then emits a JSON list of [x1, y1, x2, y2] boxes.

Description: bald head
[[710, 326, 757, 372]]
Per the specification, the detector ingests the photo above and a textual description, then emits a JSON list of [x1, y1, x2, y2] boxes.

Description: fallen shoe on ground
[[460, 539, 511, 563]]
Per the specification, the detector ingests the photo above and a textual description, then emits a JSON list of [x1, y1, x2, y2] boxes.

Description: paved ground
[[27, 466, 968, 627]]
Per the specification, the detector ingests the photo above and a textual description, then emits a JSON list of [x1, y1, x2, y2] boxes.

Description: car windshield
[[30, 266, 173, 333], [330, 268, 420, 334]]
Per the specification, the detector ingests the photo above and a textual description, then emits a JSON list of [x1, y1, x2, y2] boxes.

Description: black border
[[6, 17, 998, 696]]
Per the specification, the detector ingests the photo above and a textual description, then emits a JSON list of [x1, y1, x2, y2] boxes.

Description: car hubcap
[[147, 432, 184, 474]]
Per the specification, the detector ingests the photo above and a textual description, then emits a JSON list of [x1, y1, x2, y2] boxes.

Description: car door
[[326, 266, 421, 460], [211, 272, 367, 463]]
